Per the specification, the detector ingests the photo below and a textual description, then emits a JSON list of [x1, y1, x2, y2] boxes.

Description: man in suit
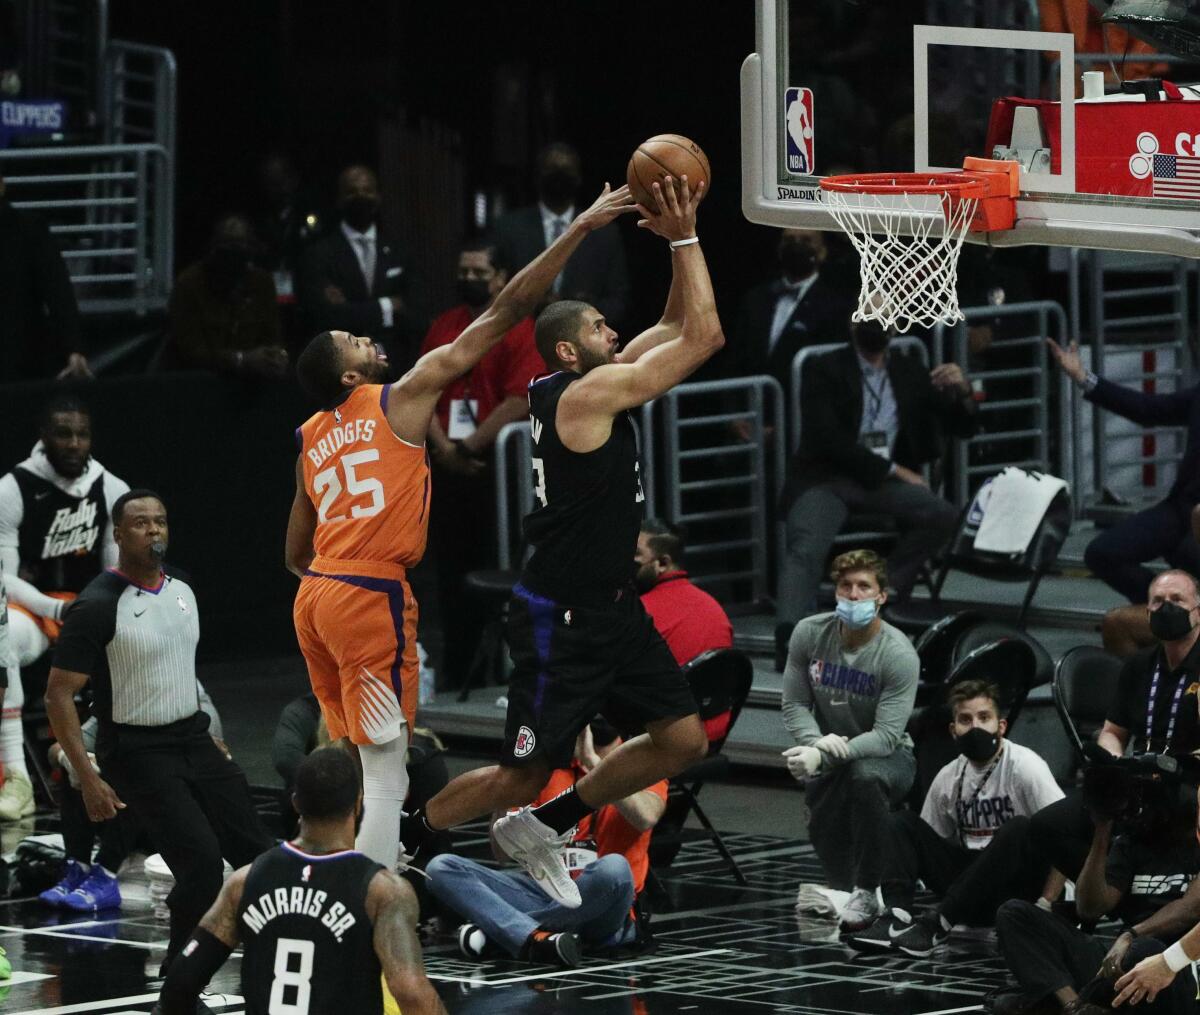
[[297, 165, 424, 370], [493, 142, 631, 335], [0, 173, 90, 382], [777, 316, 978, 644], [1048, 337, 1200, 602], [732, 229, 855, 396]]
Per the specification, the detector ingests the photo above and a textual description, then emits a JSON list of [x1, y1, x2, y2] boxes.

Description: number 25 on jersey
[[313, 449, 386, 522]]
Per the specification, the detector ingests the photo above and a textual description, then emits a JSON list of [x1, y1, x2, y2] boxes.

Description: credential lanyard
[[1145, 658, 1189, 751]]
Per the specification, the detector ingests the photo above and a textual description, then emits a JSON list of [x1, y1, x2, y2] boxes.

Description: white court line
[[0, 923, 167, 951], [8, 993, 242, 1015], [914, 1007, 985, 1015], [5, 971, 53, 985], [427, 947, 734, 986]]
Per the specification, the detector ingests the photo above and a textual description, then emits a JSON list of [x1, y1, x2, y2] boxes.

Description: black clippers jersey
[[13, 468, 107, 594], [522, 371, 645, 602], [238, 844, 385, 1015]]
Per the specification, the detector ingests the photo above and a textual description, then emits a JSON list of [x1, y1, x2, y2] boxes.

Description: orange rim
[[819, 171, 991, 198]]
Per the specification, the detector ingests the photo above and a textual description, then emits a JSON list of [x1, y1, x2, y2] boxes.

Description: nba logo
[[302, 864, 312, 883], [785, 87, 815, 175]]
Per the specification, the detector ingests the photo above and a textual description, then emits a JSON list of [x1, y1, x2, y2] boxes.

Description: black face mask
[[456, 278, 492, 309], [854, 322, 890, 355], [957, 726, 1000, 763], [779, 243, 816, 279], [1150, 600, 1196, 642], [539, 169, 579, 208], [341, 196, 378, 233]]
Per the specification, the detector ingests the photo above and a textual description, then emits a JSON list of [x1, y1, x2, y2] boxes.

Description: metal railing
[[22, 0, 108, 130], [933, 301, 1070, 508], [651, 377, 785, 604], [1067, 248, 1192, 515], [0, 143, 173, 315], [494, 422, 534, 571], [104, 41, 177, 157]]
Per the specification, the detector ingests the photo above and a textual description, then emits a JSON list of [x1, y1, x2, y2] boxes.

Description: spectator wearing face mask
[[419, 236, 545, 692], [775, 308, 978, 663], [848, 679, 1064, 957], [781, 549, 919, 936], [492, 142, 631, 335], [298, 164, 425, 371], [166, 214, 287, 378], [731, 228, 855, 398]]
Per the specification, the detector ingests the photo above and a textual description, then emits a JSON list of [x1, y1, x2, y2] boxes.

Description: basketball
[[626, 134, 711, 210]]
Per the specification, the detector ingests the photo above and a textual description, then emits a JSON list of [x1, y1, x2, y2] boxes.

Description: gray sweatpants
[[804, 748, 916, 891]]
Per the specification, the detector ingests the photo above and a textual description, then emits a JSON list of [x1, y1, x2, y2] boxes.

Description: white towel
[[973, 467, 1068, 555]]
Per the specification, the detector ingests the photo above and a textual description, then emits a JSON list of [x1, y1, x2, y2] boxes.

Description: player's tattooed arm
[[369, 871, 448, 1015], [198, 867, 248, 948]]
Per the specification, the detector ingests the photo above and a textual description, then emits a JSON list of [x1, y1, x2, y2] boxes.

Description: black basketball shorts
[[499, 582, 698, 769]]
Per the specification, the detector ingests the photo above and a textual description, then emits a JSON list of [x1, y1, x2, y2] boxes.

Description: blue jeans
[[426, 852, 635, 957]]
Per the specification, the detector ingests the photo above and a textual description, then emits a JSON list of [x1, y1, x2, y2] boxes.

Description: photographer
[[993, 775, 1200, 1015], [1030, 570, 1200, 883]]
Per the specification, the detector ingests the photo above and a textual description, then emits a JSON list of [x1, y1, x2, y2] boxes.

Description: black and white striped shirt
[[53, 568, 203, 730]]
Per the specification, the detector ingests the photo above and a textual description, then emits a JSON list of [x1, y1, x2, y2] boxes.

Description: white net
[[822, 186, 978, 333]]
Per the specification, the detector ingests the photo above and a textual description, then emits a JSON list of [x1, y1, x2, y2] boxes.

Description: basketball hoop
[[819, 158, 1020, 332]]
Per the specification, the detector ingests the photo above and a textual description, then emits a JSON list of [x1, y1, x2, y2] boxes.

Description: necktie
[[357, 235, 376, 293], [549, 217, 567, 293]]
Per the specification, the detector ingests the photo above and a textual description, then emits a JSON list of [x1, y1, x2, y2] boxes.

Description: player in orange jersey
[[284, 183, 637, 870]]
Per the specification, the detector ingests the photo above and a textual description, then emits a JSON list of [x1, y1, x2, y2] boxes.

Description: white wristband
[[669, 236, 699, 249], [1164, 940, 1193, 973]]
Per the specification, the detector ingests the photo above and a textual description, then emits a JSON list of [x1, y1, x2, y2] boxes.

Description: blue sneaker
[[39, 859, 89, 907], [62, 865, 121, 912]]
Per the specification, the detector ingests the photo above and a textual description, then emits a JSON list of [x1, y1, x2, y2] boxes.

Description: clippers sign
[[784, 87, 815, 175], [0, 99, 65, 147]]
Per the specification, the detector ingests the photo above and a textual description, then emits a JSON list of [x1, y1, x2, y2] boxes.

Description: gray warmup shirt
[[781, 611, 918, 760]]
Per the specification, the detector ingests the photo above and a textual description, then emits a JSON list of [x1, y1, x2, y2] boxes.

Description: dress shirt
[[339, 220, 393, 329], [768, 273, 818, 354], [539, 203, 574, 294], [857, 350, 899, 458]]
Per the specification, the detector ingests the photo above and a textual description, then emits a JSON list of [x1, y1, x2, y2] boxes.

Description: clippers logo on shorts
[[42, 500, 99, 559], [808, 658, 878, 698], [785, 86, 815, 174], [514, 725, 536, 758]]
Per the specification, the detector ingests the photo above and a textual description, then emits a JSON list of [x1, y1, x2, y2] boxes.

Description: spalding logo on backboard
[[785, 87, 815, 175]]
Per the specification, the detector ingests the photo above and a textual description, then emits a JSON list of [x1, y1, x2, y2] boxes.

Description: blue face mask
[[836, 597, 878, 629]]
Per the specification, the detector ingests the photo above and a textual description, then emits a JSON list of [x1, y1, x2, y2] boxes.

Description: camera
[[1081, 746, 1185, 837]]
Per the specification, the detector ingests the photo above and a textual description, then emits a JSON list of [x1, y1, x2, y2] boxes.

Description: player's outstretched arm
[[564, 176, 723, 418], [369, 871, 448, 1015], [284, 455, 317, 578], [384, 185, 637, 446], [156, 868, 246, 1014]]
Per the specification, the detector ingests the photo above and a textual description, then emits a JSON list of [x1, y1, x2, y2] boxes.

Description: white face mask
[[836, 597, 877, 629]]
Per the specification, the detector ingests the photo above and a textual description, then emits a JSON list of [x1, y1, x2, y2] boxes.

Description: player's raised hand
[[636, 175, 704, 243], [574, 183, 639, 232]]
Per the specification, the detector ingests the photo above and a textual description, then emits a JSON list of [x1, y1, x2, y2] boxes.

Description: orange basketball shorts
[[293, 557, 418, 747], [10, 591, 76, 643]]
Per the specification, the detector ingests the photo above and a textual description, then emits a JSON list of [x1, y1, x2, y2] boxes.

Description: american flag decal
[[1152, 153, 1200, 198]]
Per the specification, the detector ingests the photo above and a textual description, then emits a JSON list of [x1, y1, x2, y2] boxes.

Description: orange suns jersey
[[297, 384, 431, 566]]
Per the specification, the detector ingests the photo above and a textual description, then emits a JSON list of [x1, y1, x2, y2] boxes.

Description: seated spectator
[[166, 214, 287, 377], [493, 142, 631, 334], [0, 172, 90, 382], [1102, 603, 1156, 658], [1031, 569, 1200, 883], [730, 228, 854, 400], [1048, 338, 1200, 603], [425, 720, 665, 966], [776, 311, 978, 657], [635, 518, 733, 667], [422, 237, 544, 691], [253, 153, 323, 302], [993, 783, 1200, 1015], [781, 549, 918, 934], [850, 679, 1064, 956], [39, 681, 224, 911], [297, 164, 425, 370]]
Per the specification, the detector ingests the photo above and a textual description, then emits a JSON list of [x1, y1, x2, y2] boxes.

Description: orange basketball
[[626, 134, 711, 211]]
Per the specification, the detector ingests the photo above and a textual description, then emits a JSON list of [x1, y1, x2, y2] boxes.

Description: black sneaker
[[847, 908, 913, 952], [894, 911, 949, 958], [457, 923, 501, 960], [524, 929, 582, 967]]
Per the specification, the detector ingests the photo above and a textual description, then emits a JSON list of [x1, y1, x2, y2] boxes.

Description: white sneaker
[[491, 807, 581, 909], [838, 887, 882, 933], [795, 882, 850, 917], [0, 771, 34, 821]]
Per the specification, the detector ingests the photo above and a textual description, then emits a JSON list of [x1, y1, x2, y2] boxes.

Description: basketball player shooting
[[284, 183, 637, 873], [413, 174, 724, 908]]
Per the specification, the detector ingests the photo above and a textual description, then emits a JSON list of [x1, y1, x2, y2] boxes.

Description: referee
[[45, 489, 273, 969]]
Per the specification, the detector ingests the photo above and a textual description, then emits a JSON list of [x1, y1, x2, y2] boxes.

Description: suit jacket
[[0, 199, 81, 382], [1086, 376, 1200, 504], [732, 272, 855, 392], [493, 206, 631, 331], [786, 344, 979, 503], [297, 224, 425, 364]]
